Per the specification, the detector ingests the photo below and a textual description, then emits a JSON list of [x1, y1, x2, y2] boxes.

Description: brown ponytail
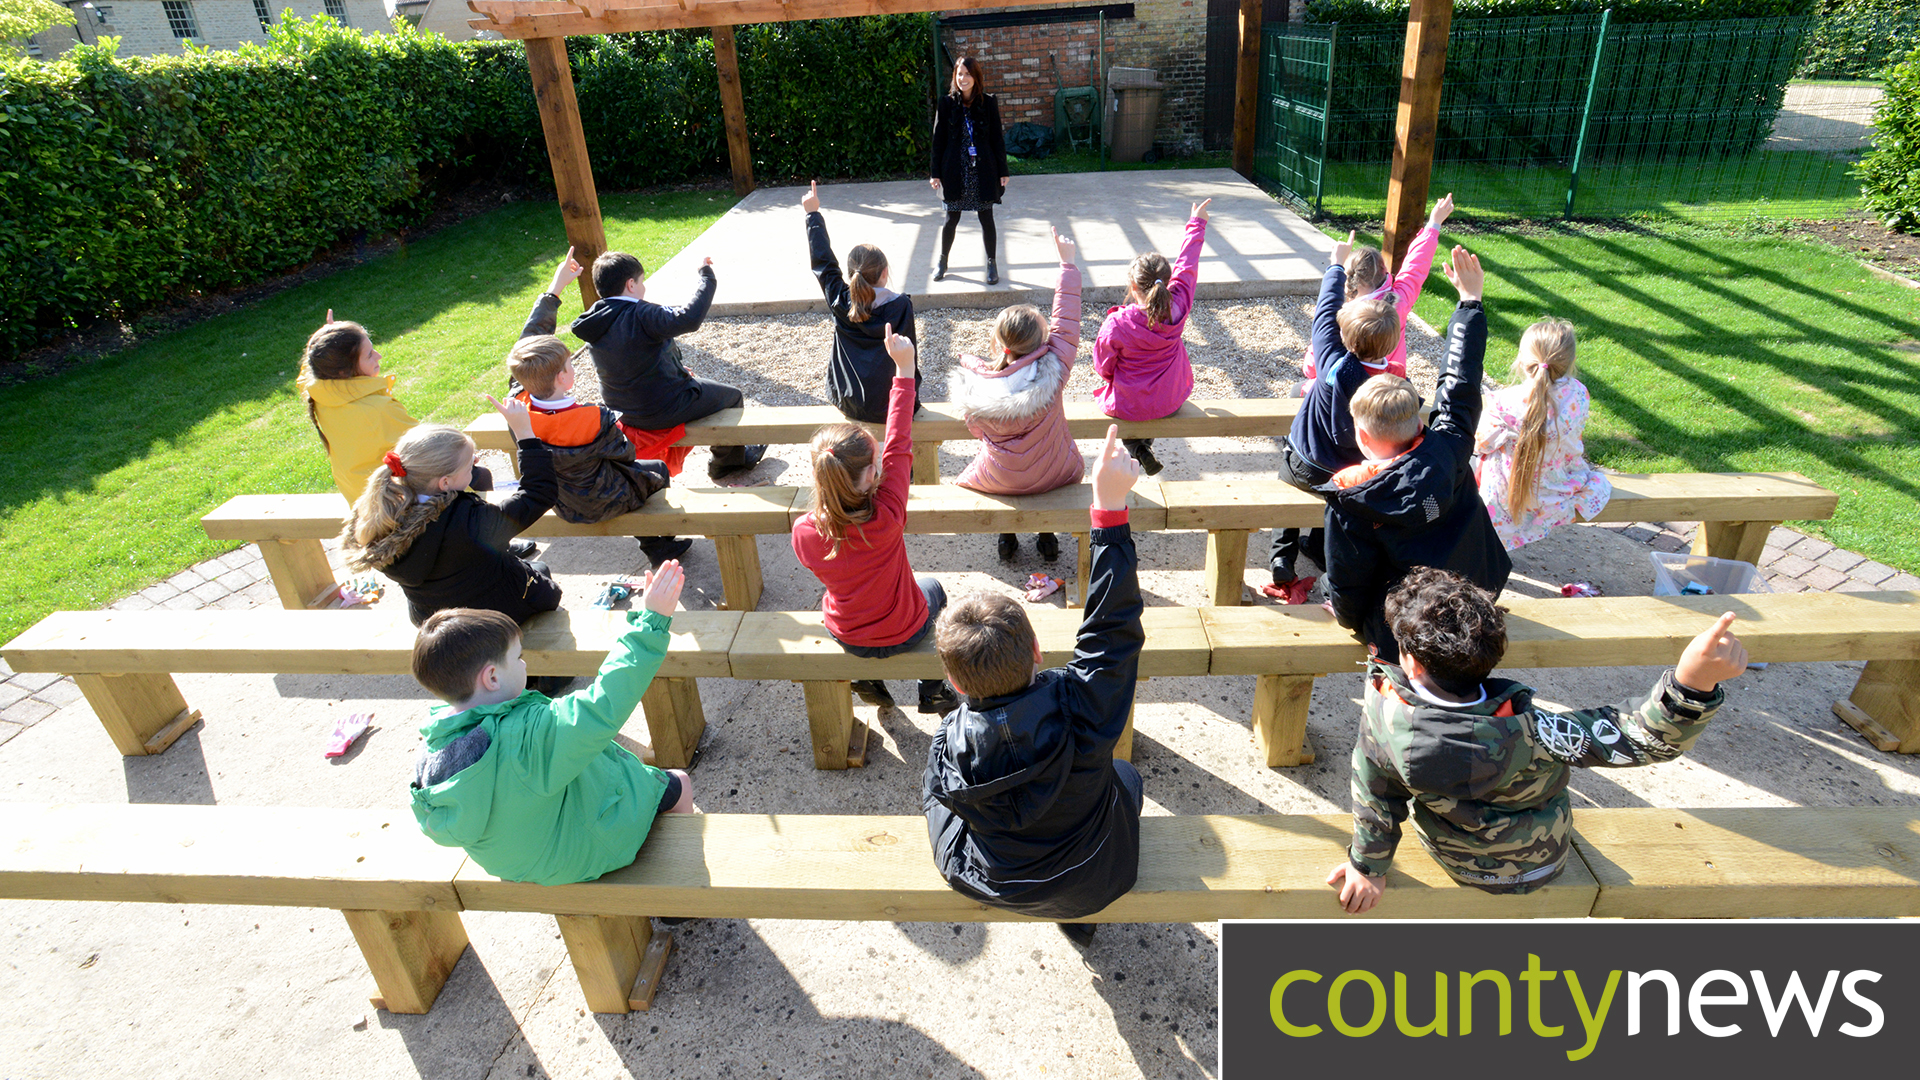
[[807, 424, 879, 559], [1128, 252, 1173, 327], [1505, 318, 1578, 515], [301, 321, 370, 452], [846, 244, 888, 323]]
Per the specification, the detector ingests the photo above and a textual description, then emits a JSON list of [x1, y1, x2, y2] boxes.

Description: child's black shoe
[[509, 539, 539, 559], [1132, 444, 1163, 476], [637, 536, 694, 568], [997, 533, 1019, 561], [917, 681, 958, 715], [851, 680, 895, 707], [1058, 922, 1097, 948], [1035, 532, 1060, 561]]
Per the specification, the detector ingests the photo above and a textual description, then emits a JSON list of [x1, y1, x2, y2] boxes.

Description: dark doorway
[[1203, 0, 1289, 150]]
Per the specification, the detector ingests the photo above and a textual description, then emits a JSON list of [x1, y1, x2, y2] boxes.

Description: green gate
[[1253, 25, 1335, 213]]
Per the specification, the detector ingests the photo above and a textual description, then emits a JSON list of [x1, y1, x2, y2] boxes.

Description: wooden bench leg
[[258, 538, 336, 610], [1071, 533, 1091, 608], [712, 535, 763, 612], [1252, 674, 1317, 767], [556, 914, 674, 1014], [912, 442, 940, 485], [802, 681, 869, 770], [1692, 520, 1778, 566], [73, 672, 202, 757], [640, 677, 706, 770], [1834, 659, 1920, 754], [342, 907, 469, 1015], [1205, 530, 1250, 607]]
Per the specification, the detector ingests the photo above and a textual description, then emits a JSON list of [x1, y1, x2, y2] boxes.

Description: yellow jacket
[[298, 369, 418, 503]]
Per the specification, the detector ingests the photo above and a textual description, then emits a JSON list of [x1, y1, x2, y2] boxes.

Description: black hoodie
[[807, 210, 920, 423], [1322, 300, 1512, 662], [922, 519, 1143, 920], [569, 265, 717, 430]]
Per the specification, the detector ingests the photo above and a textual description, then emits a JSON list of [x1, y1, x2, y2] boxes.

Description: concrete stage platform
[[646, 168, 1333, 316]]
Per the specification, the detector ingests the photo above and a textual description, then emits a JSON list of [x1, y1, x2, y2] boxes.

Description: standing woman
[[930, 57, 1010, 284]]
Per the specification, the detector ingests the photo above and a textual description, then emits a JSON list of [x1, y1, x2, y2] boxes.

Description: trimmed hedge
[[1797, 0, 1920, 79], [1858, 47, 1920, 231], [0, 14, 933, 360]]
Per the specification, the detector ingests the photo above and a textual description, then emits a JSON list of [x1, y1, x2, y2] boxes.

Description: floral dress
[[1474, 375, 1612, 551], [944, 112, 987, 212]]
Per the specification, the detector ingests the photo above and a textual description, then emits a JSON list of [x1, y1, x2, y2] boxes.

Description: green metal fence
[[1254, 13, 1868, 222]]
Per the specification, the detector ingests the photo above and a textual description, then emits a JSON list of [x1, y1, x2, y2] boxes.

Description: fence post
[[1565, 8, 1612, 220], [1314, 23, 1338, 218]]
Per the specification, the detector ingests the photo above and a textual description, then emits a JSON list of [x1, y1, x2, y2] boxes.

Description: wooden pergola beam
[[1382, 0, 1451, 272], [1230, 0, 1259, 180], [525, 36, 609, 306], [469, 0, 994, 38]]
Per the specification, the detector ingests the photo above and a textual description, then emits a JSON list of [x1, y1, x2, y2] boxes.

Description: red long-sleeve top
[[791, 376, 929, 647]]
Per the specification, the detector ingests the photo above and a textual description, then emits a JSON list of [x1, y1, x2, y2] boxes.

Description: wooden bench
[[9, 593, 1916, 772], [0, 804, 473, 1014], [467, 398, 1305, 484], [8, 805, 1910, 1017], [201, 471, 1837, 615]]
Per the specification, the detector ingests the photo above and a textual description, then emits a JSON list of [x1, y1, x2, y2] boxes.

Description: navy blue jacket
[[569, 266, 717, 429], [1289, 264, 1386, 475], [923, 521, 1143, 920]]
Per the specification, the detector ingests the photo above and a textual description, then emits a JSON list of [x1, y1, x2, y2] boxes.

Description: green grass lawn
[[0, 190, 736, 644], [1329, 220, 1920, 575]]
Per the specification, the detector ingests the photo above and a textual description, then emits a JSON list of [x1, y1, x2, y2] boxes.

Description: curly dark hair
[[1384, 568, 1508, 694]]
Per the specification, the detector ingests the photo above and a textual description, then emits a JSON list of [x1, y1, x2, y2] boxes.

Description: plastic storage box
[[1649, 552, 1770, 597]]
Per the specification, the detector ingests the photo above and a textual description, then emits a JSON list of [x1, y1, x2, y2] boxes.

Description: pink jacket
[[953, 262, 1084, 496], [1301, 224, 1438, 381], [1094, 214, 1206, 421]]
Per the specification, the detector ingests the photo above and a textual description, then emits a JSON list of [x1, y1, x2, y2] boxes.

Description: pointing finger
[[1102, 423, 1121, 461]]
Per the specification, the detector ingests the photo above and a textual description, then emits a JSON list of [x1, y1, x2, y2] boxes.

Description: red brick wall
[[941, 1, 1213, 154]]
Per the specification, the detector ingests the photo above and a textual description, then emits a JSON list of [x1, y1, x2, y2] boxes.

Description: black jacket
[[922, 521, 1143, 920], [1322, 301, 1511, 663], [930, 92, 1009, 204], [807, 210, 920, 423], [379, 439, 559, 626], [569, 266, 717, 429]]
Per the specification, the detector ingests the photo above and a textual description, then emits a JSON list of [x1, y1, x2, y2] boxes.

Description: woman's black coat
[[929, 92, 1009, 205]]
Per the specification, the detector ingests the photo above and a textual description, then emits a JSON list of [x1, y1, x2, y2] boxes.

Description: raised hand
[[883, 322, 916, 378], [1675, 611, 1748, 692], [547, 246, 582, 297], [323, 308, 334, 326], [1332, 229, 1356, 266], [1429, 192, 1455, 228], [1051, 224, 1077, 265], [1191, 198, 1212, 222], [641, 560, 685, 616], [484, 392, 534, 442], [1443, 246, 1483, 302], [801, 180, 821, 214], [1091, 425, 1142, 511]]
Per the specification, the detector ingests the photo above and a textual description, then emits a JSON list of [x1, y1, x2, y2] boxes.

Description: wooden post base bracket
[[1252, 673, 1317, 767], [640, 676, 707, 771], [556, 914, 674, 1014], [344, 907, 470, 1015], [712, 534, 764, 612], [803, 681, 870, 770], [1205, 529, 1251, 608], [74, 672, 201, 757], [1834, 658, 1920, 754]]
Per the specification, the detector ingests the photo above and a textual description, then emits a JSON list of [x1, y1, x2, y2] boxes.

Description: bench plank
[[794, 482, 1171, 534], [202, 489, 802, 542], [452, 812, 1598, 923], [1572, 807, 1920, 918]]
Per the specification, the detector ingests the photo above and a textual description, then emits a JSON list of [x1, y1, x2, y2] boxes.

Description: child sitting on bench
[[408, 562, 697, 887], [922, 425, 1144, 945], [801, 180, 920, 424], [1321, 246, 1511, 661], [1328, 568, 1747, 912]]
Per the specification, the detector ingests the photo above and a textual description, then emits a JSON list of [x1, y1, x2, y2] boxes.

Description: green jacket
[[409, 608, 673, 886], [1349, 660, 1723, 893]]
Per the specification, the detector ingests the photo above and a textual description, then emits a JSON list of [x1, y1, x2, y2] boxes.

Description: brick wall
[[942, 1, 1215, 154]]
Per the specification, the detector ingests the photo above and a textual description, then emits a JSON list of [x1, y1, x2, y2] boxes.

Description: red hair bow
[[382, 450, 407, 478]]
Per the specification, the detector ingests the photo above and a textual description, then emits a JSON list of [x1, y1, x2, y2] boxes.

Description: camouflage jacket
[[1349, 660, 1723, 892]]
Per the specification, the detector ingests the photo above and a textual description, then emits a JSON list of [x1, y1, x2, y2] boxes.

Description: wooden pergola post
[[1231, 0, 1261, 179], [1382, 0, 1452, 272], [526, 36, 609, 307], [713, 25, 756, 196]]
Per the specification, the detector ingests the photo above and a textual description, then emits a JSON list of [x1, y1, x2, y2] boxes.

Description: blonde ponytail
[[1345, 247, 1386, 299], [807, 424, 879, 559], [341, 425, 472, 568], [1505, 318, 1577, 515], [846, 244, 888, 323], [1127, 252, 1174, 327]]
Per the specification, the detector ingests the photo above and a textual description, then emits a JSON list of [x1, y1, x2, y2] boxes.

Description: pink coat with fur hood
[[953, 262, 1084, 495]]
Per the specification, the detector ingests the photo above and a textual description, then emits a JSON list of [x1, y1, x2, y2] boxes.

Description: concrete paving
[[646, 169, 1334, 316]]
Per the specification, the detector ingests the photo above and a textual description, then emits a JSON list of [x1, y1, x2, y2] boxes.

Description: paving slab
[[646, 169, 1332, 317]]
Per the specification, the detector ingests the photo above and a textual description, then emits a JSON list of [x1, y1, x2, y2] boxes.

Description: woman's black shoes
[[934, 258, 948, 282], [985, 257, 999, 285]]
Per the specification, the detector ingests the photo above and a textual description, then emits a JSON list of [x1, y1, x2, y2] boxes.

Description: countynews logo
[[1220, 921, 1915, 1073]]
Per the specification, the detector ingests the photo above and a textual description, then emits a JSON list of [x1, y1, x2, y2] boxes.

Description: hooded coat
[[1322, 301, 1511, 662], [518, 397, 671, 525], [410, 608, 675, 886], [952, 261, 1084, 496], [298, 369, 417, 504], [1093, 214, 1206, 422], [922, 514, 1142, 919], [807, 210, 920, 423], [342, 439, 559, 626], [569, 266, 717, 429]]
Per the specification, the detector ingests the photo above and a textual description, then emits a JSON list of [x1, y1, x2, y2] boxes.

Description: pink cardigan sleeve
[[1389, 225, 1440, 319], [1092, 309, 1120, 383], [1167, 215, 1207, 324], [1049, 261, 1083, 370]]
